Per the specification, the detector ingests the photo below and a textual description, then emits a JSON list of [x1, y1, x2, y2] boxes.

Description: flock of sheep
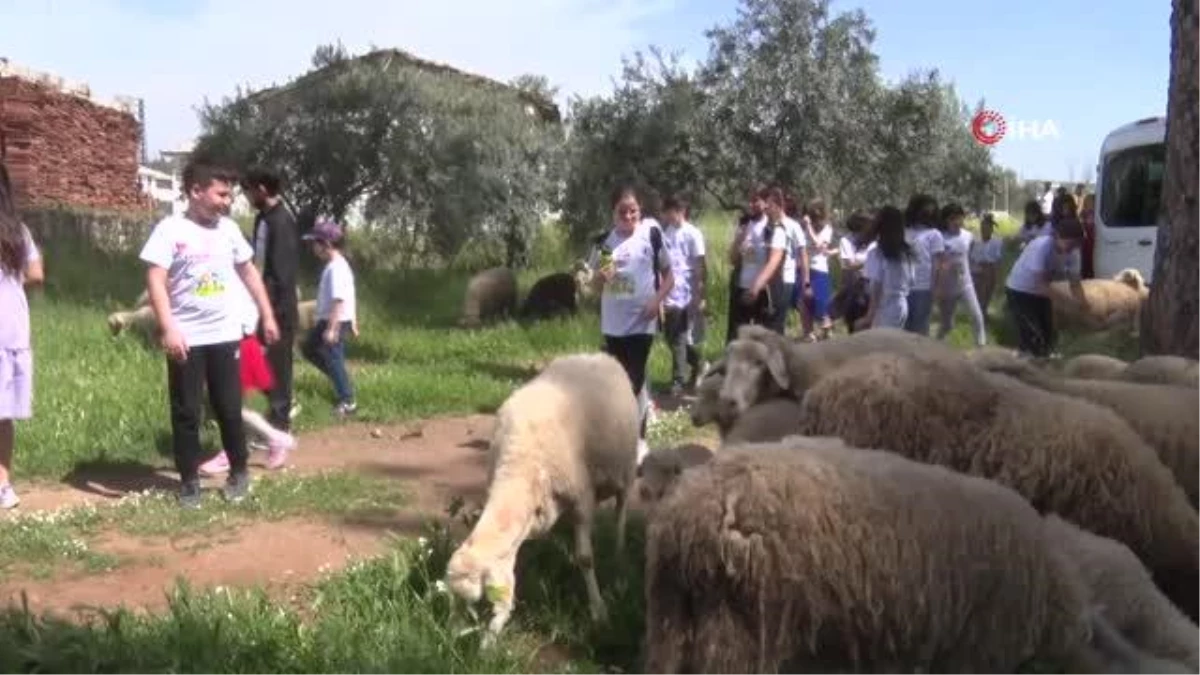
[[443, 327, 1199, 673]]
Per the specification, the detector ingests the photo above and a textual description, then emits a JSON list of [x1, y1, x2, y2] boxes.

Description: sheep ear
[[764, 345, 790, 390]]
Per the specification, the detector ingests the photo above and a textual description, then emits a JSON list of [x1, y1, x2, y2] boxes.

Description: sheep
[[968, 348, 1200, 507], [1062, 353, 1129, 380], [459, 267, 518, 328], [636, 443, 714, 504], [1047, 267, 1148, 332], [689, 363, 735, 433], [718, 325, 959, 417], [109, 289, 317, 343], [794, 350, 1200, 621], [721, 397, 806, 446], [1086, 608, 1196, 674], [1122, 355, 1200, 388], [643, 435, 1103, 673], [443, 351, 639, 639], [518, 271, 578, 321], [1044, 514, 1199, 672]]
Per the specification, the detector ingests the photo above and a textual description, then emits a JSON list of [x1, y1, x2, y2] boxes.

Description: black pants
[[843, 278, 871, 334], [729, 283, 780, 339], [167, 341, 246, 483], [771, 282, 795, 334], [603, 333, 655, 438], [1006, 288, 1055, 357], [260, 306, 296, 431], [661, 307, 700, 387]]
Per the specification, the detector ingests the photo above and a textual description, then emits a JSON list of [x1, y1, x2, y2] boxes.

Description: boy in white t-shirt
[[138, 162, 280, 509], [658, 196, 706, 395], [1004, 218, 1088, 358], [300, 219, 359, 418]]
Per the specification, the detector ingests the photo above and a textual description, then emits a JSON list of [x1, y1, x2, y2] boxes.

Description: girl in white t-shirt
[[969, 213, 1005, 317], [800, 199, 835, 341], [587, 186, 674, 463], [857, 206, 915, 331], [934, 203, 986, 347], [902, 194, 945, 336], [730, 187, 793, 335], [1004, 218, 1087, 358], [836, 210, 875, 333]]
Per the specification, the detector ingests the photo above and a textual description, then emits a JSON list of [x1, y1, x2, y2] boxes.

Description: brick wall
[[0, 74, 145, 211]]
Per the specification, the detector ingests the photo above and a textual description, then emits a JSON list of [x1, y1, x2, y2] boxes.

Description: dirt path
[[0, 414, 500, 617]]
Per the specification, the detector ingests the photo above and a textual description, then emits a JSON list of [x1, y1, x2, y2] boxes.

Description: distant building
[[0, 58, 146, 211]]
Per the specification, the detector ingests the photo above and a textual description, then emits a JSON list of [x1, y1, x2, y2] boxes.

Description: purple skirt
[[0, 348, 32, 420]]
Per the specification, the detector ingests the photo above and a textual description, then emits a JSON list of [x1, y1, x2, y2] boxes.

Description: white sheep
[[443, 351, 640, 639], [1047, 267, 1149, 333]]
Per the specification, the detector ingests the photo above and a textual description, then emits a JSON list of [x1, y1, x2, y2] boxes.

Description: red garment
[[239, 335, 275, 394]]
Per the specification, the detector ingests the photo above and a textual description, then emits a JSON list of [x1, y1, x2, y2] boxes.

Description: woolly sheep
[[443, 351, 639, 639], [718, 325, 958, 417], [1086, 607, 1195, 674], [636, 442, 714, 504], [1047, 268, 1148, 332], [689, 362, 736, 434], [795, 351, 1200, 620], [968, 349, 1199, 507], [1062, 353, 1129, 380], [1122, 355, 1200, 389], [459, 267, 518, 328], [721, 397, 806, 446], [643, 436, 1102, 673], [1044, 514, 1199, 671], [518, 271, 578, 321]]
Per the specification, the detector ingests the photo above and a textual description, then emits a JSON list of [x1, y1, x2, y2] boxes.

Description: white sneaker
[[0, 484, 20, 509], [636, 439, 650, 466]]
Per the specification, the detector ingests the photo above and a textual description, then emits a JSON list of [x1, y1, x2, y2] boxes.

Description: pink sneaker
[[199, 450, 231, 476], [265, 434, 296, 470]]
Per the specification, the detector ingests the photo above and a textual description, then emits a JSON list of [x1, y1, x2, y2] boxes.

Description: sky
[[0, 0, 1170, 181]]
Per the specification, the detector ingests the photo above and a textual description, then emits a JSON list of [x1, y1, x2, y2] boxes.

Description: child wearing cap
[[301, 219, 359, 417]]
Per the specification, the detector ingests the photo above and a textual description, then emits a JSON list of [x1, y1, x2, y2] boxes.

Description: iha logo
[[970, 109, 1060, 145], [972, 109, 1007, 146]]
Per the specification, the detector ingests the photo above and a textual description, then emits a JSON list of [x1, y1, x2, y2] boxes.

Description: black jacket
[[253, 201, 300, 322]]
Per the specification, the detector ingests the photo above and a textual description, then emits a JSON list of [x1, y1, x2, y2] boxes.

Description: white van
[[1093, 116, 1167, 283]]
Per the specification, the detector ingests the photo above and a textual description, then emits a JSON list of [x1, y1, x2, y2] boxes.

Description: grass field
[[2, 208, 1137, 672]]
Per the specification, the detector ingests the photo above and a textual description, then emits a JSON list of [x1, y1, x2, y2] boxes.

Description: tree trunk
[[1140, 0, 1199, 358]]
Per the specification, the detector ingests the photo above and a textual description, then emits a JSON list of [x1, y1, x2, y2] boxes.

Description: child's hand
[[323, 325, 340, 345], [161, 326, 189, 362], [261, 316, 281, 345]]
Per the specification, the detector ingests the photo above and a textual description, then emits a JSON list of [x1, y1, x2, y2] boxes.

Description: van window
[[1099, 143, 1166, 228]]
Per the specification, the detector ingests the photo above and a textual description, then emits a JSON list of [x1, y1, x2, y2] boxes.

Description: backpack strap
[[649, 223, 664, 293]]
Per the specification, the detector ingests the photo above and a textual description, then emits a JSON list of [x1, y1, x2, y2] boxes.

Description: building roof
[[244, 48, 561, 123]]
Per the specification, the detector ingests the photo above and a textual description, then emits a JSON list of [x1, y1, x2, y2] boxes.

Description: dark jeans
[[1006, 289, 1055, 357], [603, 333, 655, 438], [302, 320, 355, 405], [661, 306, 700, 387], [260, 306, 296, 431], [167, 341, 246, 484], [771, 282, 795, 334]]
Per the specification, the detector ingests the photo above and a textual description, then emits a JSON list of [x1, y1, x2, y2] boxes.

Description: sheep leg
[[484, 564, 517, 641], [572, 510, 608, 624], [613, 482, 631, 555]]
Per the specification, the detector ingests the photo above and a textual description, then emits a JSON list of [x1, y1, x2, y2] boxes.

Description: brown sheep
[[459, 267, 518, 328], [1047, 268, 1148, 332], [795, 351, 1200, 621], [718, 325, 958, 418], [968, 349, 1199, 507], [518, 271, 578, 321], [643, 437, 1102, 673], [1122, 355, 1199, 389], [1045, 514, 1199, 672], [1062, 353, 1129, 380]]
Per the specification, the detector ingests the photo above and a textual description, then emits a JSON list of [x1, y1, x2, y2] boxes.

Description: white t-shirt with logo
[[808, 223, 834, 274], [940, 228, 975, 290], [316, 254, 357, 323], [970, 236, 1004, 272], [589, 222, 671, 337], [138, 214, 254, 347], [905, 227, 945, 292], [662, 222, 703, 309], [737, 217, 791, 290]]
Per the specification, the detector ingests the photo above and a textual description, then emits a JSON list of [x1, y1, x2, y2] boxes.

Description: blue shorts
[[796, 270, 833, 320]]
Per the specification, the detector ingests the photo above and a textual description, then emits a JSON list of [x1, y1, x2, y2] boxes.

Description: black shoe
[[223, 470, 251, 503], [179, 479, 203, 510]]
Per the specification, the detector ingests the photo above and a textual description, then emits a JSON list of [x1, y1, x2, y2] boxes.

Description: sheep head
[[720, 338, 790, 417], [1112, 268, 1147, 293], [637, 443, 713, 504]]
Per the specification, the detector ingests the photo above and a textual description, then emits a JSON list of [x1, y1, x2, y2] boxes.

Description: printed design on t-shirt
[[194, 271, 227, 298], [604, 247, 637, 298]]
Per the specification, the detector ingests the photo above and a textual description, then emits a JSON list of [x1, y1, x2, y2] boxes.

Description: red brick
[[0, 76, 147, 211]]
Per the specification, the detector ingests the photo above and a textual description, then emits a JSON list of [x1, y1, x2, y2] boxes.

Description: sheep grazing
[[1047, 267, 1149, 333], [459, 267, 518, 328], [443, 351, 639, 639], [1044, 514, 1199, 672], [796, 351, 1200, 621], [636, 442, 714, 504], [1062, 353, 1129, 380], [518, 271, 578, 321], [643, 436, 1102, 673], [689, 363, 736, 434], [718, 325, 958, 417], [969, 349, 1199, 507], [1122, 355, 1200, 389]]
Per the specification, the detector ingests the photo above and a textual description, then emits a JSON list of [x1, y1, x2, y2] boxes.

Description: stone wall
[[0, 62, 146, 211]]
